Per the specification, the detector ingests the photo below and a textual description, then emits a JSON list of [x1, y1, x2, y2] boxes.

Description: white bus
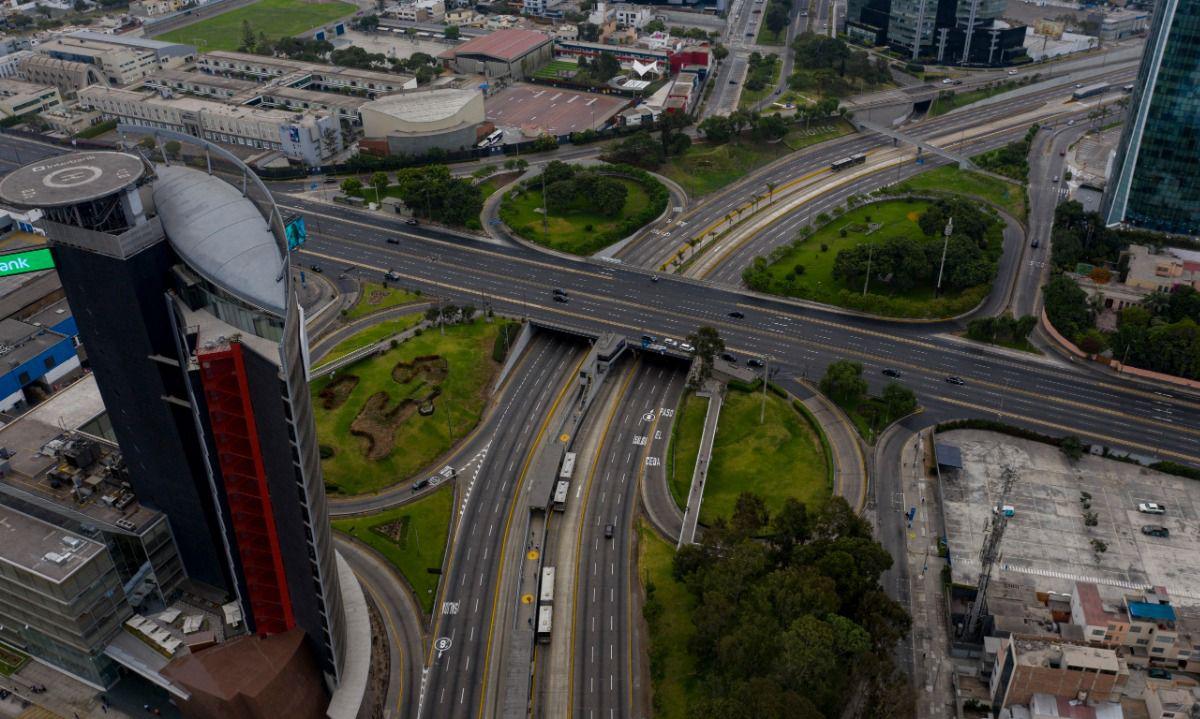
[[552, 480, 570, 512], [476, 129, 503, 148], [536, 606, 553, 644], [539, 567, 555, 604], [559, 452, 577, 481]]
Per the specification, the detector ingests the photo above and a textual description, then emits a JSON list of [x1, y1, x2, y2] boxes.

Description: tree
[[240, 19, 256, 52], [881, 383, 917, 421], [1060, 435, 1084, 462], [765, 2, 789, 36], [443, 25, 460, 39], [712, 43, 729, 60], [819, 360, 866, 408], [1043, 275, 1092, 339], [578, 22, 600, 41], [593, 177, 628, 217], [163, 140, 181, 159], [697, 115, 733, 143], [601, 131, 665, 169], [530, 134, 558, 152], [686, 326, 725, 382], [644, 18, 665, 33], [340, 178, 362, 194], [357, 13, 379, 31]]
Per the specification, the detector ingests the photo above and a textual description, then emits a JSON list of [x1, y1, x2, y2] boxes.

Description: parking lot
[[485, 84, 628, 138], [939, 429, 1200, 605]]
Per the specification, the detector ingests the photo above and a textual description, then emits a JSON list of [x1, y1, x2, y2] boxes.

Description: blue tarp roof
[[1128, 601, 1176, 622]]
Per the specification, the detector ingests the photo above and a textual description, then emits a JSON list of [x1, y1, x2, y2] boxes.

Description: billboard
[[0, 248, 54, 278], [285, 216, 308, 250]]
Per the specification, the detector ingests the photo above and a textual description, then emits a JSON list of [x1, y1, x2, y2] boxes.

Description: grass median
[[699, 386, 829, 525], [312, 320, 500, 495], [319, 312, 424, 364], [157, 0, 356, 51], [344, 282, 422, 321], [499, 176, 654, 255], [332, 484, 453, 614], [666, 392, 708, 511], [892, 164, 1027, 219], [638, 520, 698, 718]]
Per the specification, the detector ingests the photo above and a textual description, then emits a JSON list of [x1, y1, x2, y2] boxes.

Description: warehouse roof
[[441, 28, 550, 61]]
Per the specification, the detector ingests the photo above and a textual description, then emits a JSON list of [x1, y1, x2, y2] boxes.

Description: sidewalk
[[676, 380, 724, 547]]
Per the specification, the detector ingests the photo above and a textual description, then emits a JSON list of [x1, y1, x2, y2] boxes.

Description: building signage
[[0, 248, 54, 277], [285, 216, 307, 250]]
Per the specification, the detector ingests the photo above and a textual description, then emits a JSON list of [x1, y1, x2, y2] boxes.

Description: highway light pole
[[540, 163, 549, 239], [936, 217, 953, 296], [760, 355, 769, 424], [862, 244, 873, 296]]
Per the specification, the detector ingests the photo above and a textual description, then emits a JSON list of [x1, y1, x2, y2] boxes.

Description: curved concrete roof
[[153, 165, 285, 314], [361, 88, 483, 126]]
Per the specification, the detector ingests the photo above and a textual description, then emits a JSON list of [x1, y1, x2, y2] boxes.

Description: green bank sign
[[0, 248, 54, 277]]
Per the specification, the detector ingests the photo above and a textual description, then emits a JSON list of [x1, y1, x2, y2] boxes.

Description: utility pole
[[760, 355, 769, 424], [540, 164, 549, 239], [936, 217, 953, 295], [862, 245, 873, 296]]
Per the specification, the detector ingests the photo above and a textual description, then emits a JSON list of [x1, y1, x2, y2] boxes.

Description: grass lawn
[[499, 177, 652, 255], [156, 0, 356, 51], [738, 65, 783, 110], [477, 171, 521, 200], [893, 164, 1027, 219], [312, 320, 500, 495], [666, 392, 708, 511], [928, 81, 1019, 117], [345, 281, 422, 321], [638, 520, 698, 719], [661, 121, 854, 198], [533, 59, 578, 79], [0, 641, 28, 676], [756, 20, 786, 46], [700, 387, 829, 525], [332, 484, 453, 614], [319, 312, 424, 364]]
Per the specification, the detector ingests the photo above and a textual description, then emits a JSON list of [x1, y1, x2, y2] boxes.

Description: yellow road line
[[477, 349, 589, 717], [566, 361, 639, 719]]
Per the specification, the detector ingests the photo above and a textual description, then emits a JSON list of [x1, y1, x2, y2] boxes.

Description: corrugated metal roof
[[447, 28, 550, 61], [153, 165, 284, 314]]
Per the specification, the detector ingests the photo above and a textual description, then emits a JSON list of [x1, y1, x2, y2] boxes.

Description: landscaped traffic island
[[498, 161, 668, 255], [741, 195, 1005, 318]]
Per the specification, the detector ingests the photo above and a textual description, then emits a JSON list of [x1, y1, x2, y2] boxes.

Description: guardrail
[[310, 320, 428, 379]]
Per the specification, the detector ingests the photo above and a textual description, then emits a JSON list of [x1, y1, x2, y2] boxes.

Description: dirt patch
[[319, 375, 359, 410], [365, 288, 390, 307], [393, 354, 449, 385], [350, 392, 420, 461], [372, 516, 409, 547], [906, 210, 921, 222]]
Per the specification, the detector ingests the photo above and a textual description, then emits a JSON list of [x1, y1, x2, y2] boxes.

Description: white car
[[663, 338, 679, 348], [1138, 502, 1167, 515], [942, 78, 955, 85], [1007, 69, 1018, 75], [679, 343, 695, 353]]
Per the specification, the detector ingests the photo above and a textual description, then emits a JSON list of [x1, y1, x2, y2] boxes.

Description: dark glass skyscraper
[[1102, 0, 1200, 235]]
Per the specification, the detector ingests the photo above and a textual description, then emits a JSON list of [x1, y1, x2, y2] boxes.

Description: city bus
[[536, 606, 553, 644], [552, 480, 570, 512], [539, 567, 555, 604], [476, 129, 503, 148], [559, 452, 576, 481], [830, 153, 867, 171], [1072, 83, 1109, 100]]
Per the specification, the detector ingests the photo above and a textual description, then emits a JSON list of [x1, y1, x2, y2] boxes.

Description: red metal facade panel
[[199, 342, 294, 635]]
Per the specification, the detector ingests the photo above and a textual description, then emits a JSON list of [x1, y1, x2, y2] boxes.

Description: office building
[[0, 504, 130, 686], [845, 0, 1027, 65], [1102, 0, 1200, 235], [0, 146, 348, 685], [0, 77, 61, 119]]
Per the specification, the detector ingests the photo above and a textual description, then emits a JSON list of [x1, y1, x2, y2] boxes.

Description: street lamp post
[[862, 244, 874, 296], [936, 217, 953, 296]]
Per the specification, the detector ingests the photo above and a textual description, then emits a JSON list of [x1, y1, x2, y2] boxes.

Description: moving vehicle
[[680, 342, 695, 352], [728, 310, 745, 319], [540, 566, 555, 603], [1031, 239, 1039, 248], [1052, 176, 1059, 183], [1123, 84, 1134, 92], [663, 338, 679, 348], [1141, 525, 1169, 538], [324, 177, 338, 184], [721, 352, 737, 363], [385, 270, 401, 281], [604, 524, 614, 539], [554, 294, 569, 303], [552, 480, 570, 511], [1072, 83, 1108, 100], [941, 78, 955, 85], [411, 478, 430, 492], [1138, 502, 1166, 514], [747, 358, 764, 368], [553, 288, 568, 297], [830, 153, 867, 172], [559, 452, 576, 481], [1060, 150, 1066, 156], [386, 238, 400, 244], [882, 368, 901, 378], [476, 129, 503, 148], [945, 376, 965, 385], [641, 334, 656, 344], [1007, 69, 1018, 75], [405, 218, 419, 226], [536, 606, 553, 644]]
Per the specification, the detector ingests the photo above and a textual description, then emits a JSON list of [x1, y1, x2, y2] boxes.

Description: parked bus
[[552, 480, 570, 512], [559, 452, 576, 481], [1072, 83, 1108, 100], [476, 129, 503, 148], [536, 606, 553, 644], [830, 153, 866, 172], [539, 567, 555, 604]]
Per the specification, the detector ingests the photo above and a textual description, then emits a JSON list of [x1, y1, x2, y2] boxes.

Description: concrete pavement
[[676, 380, 723, 546]]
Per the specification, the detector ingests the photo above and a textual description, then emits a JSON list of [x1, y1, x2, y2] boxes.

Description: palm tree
[[766, 181, 777, 205], [726, 212, 734, 227], [751, 194, 760, 212]]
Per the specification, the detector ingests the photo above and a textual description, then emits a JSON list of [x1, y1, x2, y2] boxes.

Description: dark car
[[747, 358, 765, 368], [721, 352, 737, 363], [1142, 525, 1170, 538], [386, 238, 400, 245], [309, 264, 323, 273], [728, 311, 745, 319], [554, 294, 569, 303], [411, 478, 430, 492], [1059, 150, 1067, 156], [1031, 239, 1039, 248], [604, 524, 615, 539], [882, 368, 901, 378], [945, 376, 965, 385], [323, 177, 338, 184], [729, 79, 737, 84], [553, 288, 568, 297], [1148, 668, 1172, 680], [405, 218, 419, 226], [642, 334, 656, 344]]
